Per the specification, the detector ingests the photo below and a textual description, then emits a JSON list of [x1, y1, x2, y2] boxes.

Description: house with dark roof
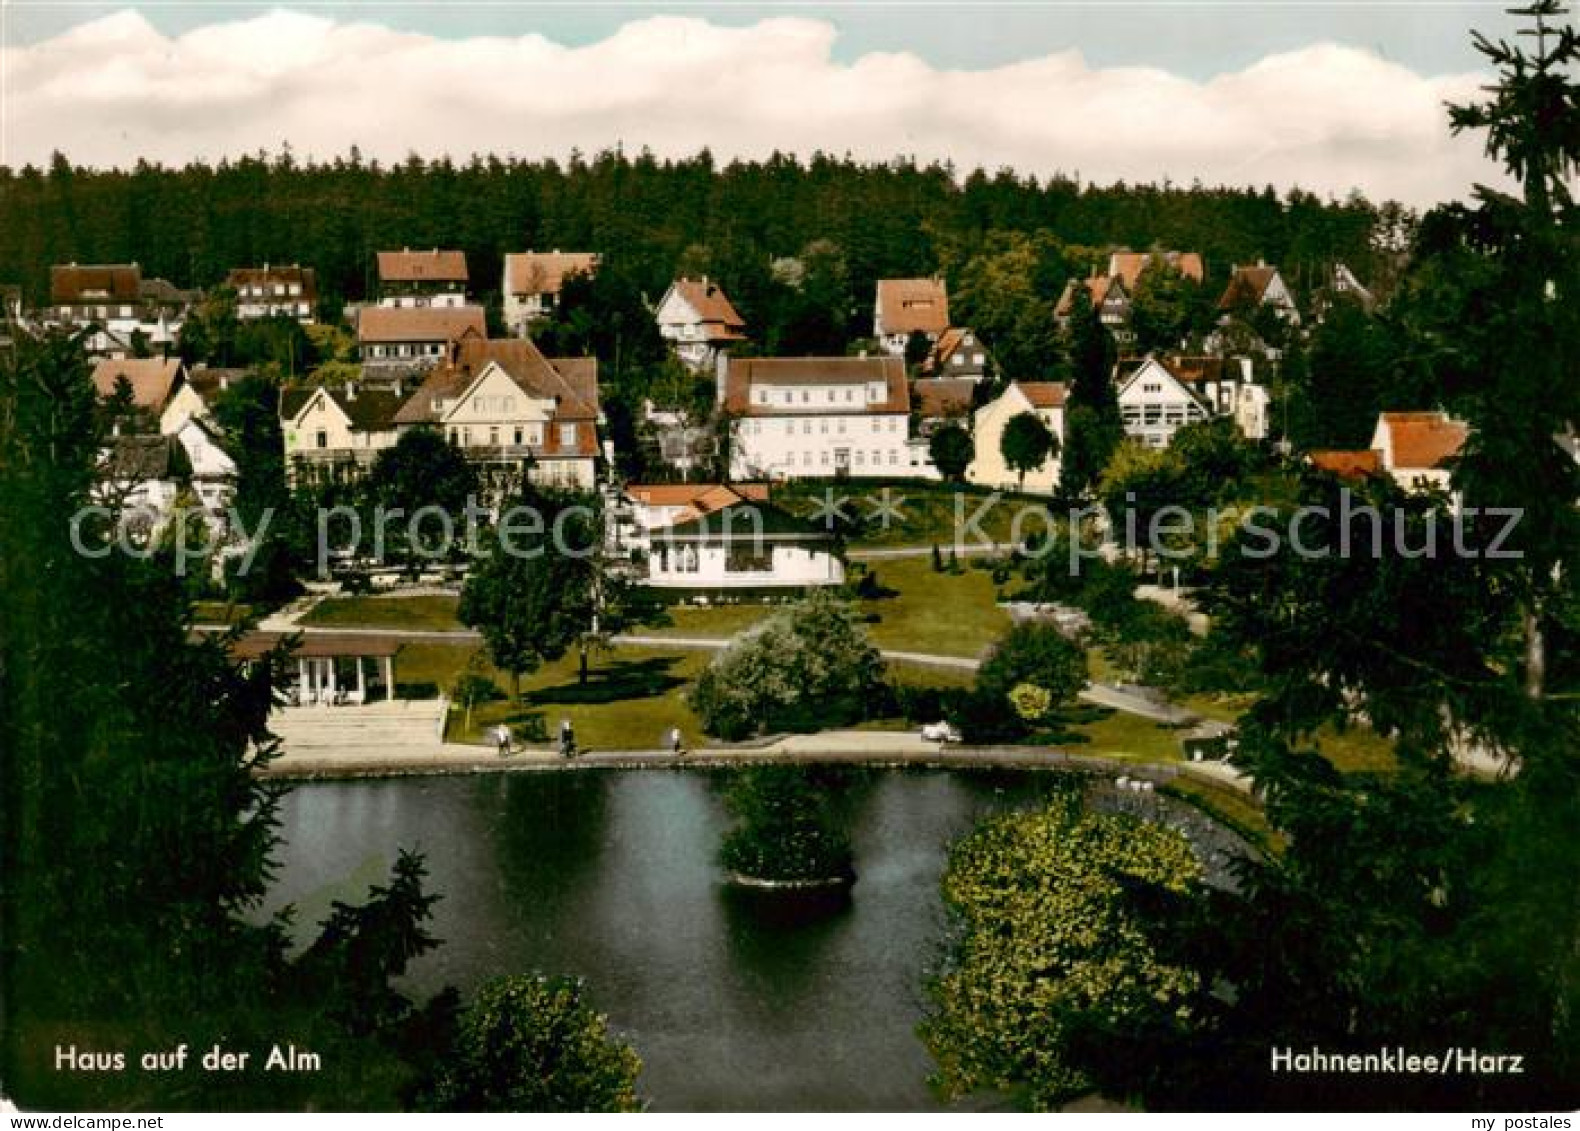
[[226, 264, 318, 322], [919, 327, 992, 381], [966, 381, 1069, 494], [1218, 260, 1300, 324], [1055, 274, 1133, 341], [721, 356, 916, 480], [393, 337, 603, 490], [50, 263, 195, 358], [502, 250, 599, 334], [280, 383, 405, 480], [874, 277, 950, 356], [655, 277, 748, 372], [614, 483, 843, 593], [376, 249, 470, 308]]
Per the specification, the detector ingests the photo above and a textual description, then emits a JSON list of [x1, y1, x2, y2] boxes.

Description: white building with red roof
[[376, 248, 470, 308], [1370, 411, 1468, 493], [966, 381, 1069, 495], [656, 277, 747, 372], [721, 356, 916, 481], [874, 277, 950, 356], [394, 337, 602, 490], [502, 250, 599, 334]]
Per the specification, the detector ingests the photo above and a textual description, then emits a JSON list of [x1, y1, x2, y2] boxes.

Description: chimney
[[715, 351, 729, 408]]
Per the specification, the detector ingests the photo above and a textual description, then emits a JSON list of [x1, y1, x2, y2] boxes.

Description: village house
[[279, 383, 405, 482], [1370, 411, 1468, 493], [1054, 274, 1132, 340], [1218, 260, 1300, 324], [91, 357, 208, 436], [919, 327, 992, 381], [356, 304, 488, 380], [966, 381, 1067, 494], [722, 356, 913, 481], [50, 263, 194, 358], [1116, 355, 1269, 448], [502, 250, 599, 335], [376, 249, 469, 308], [1105, 249, 1205, 291], [393, 336, 602, 491], [614, 483, 844, 593], [226, 264, 318, 322], [656, 277, 748, 372], [874, 277, 950, 357]]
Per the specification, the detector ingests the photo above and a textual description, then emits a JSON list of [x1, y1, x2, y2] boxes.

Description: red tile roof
[[668, 278, 746, 338], [1107, 250, 1205, 291], [1379, 412, 1469, 471], [357, 304, 487, 345], [876, 277, 950, 337], [504, 251, 599, 296], [1219, 264, 1281, 310], [1309, 449, 1383, 479], [1016, 381, 1068, 409], [393, 337, 601, 450], [723, 357, 909, 416], [91, 357, 183, 411], [1055, 275, 1125, 318], [377, 249, 468, 285]]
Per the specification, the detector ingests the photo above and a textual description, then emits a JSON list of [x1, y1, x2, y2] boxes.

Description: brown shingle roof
[[91, 357, 183, 411], [876, 277, 950, 337], [504, 251, 599, 297], [1015, 381, 1068, 409], [357, 304, 487, 345], [53, 264, 143, 304], [669, 278, 746, 337], [723, 357, 909, 416], [377, 249, 468, 285], [394, 337, 600, 428], [1106, 250, 1205, 291], [1379, 412, 1468, 471], [911, 378, 976, 421], [226, 264, 318, 301], [1219, 264, 1280, 310], [1309, 449, 1383, 479], [1055, 275, 1124, 318]]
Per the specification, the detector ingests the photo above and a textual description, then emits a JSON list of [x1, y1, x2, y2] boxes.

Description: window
[[820, 420, 829, 434], [514, 427, 524, 445], [803, 420, 812, 435], [315, 431, 328, 449], [845, 389, 854, 402], [820, 450, 830, 466], [560, 424, 577, 448], [855, 451, 865, 466], [802, 390, 810, 403], [757, 390, 768, 405], [889, 451, 899, 466], [461, 427, 472, 446], [489, 426, 500, 446]]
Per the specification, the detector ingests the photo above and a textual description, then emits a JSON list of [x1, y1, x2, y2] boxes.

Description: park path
[[256, 714, 1251, 797]]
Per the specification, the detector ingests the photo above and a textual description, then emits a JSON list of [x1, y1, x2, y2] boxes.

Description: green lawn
[[859, 556, 1012, 658], [641, 556, 1012, 660], [191, 600, 256, 626], [458, 646, 710, 750], [302, 594, 462, 631], [1061, 708, 1187, 762]]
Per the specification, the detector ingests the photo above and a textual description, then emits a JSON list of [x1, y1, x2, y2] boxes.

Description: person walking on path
[[494, 724, 512, 758], [669, 726, 685, 758], [560, 718, 576, 760]]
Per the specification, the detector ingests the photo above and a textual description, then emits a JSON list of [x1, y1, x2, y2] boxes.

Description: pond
[[265, 767, 1249, 1111]]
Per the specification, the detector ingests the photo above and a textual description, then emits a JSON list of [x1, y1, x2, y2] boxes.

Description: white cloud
[[0, 8, 1498, 206]]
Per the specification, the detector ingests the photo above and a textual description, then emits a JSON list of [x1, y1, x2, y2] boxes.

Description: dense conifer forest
[[0, 149, 1396, 319]]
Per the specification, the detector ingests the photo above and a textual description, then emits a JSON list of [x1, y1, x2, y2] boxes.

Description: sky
[[0, 3, 1531, 205]]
